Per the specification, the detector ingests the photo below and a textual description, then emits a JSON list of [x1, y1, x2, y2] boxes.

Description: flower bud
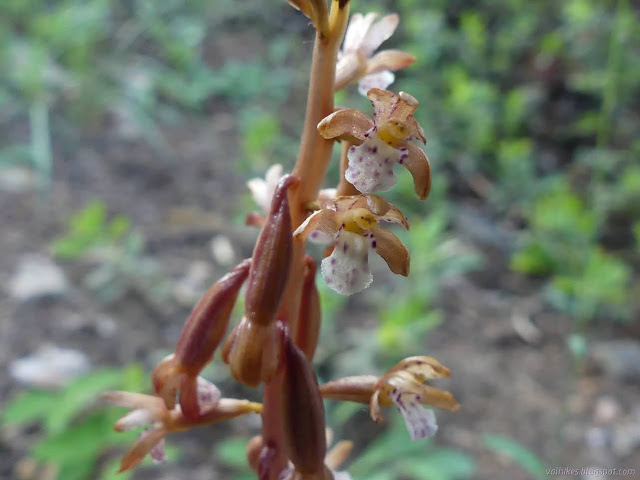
[[222, 318, 285, 387], [245, 175, 297, 325], [294, 255, 322, 360], [246, 435, 264, 472], [176, 259, 251, 373], [152, 260, 250, 418], [281, 335, 327, 476]]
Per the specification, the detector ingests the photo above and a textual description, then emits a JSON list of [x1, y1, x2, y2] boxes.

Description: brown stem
[[260, 3, 350, 479], [336, 141, 359, 196]]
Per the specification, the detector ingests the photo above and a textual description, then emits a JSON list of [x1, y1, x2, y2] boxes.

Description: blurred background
[[1, 0, 639, 479]]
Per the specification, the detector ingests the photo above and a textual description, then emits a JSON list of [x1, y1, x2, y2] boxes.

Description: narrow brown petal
[[245, 175, 297, 326], [246, 435, 264, 472], [294, 256, 322, 360], [417, 384, 460, 412], [375, 203, 410, 229], [319, 375, 377, 403], [281, 335, 327, 475], [387, 356, 451, 379], [365, 49, 416, 75], [401, 143, 431, 200], [371, 226, 410, 276], [175, 259, 251, 373], [118, 427, 167, 473], [293, 209, 338, 242], [317, 109, 374, 144], [325, 440, 353, 471]]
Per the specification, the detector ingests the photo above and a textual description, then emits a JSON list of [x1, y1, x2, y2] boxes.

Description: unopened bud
[[294, 255, 322, 360], [222, 318, 285, 387], [281, 335, 326, 475], [245, 175, 298, 325], [152, 260, 250, 419], [246, 435, 264, 472], [176, 259, 251, 373]]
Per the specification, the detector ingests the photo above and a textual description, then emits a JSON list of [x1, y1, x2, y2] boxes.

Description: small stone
[[210, 235, 235, 266], [0, 166, 36, 193], [9, 255, 68, 302], [594, 396, 621, 424], [591, 340, 640, 380], [9, 345, 91, 389]]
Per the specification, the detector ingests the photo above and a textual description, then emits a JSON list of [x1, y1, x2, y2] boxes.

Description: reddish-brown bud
[[222, 318, 285, 387], [294, 255, 322, 360], [152, 260, 250, 419], [244, 175, 298, 325], [246, 435, 264, 472], [176, 259, 251, 372], [281, 335, 327, 475]]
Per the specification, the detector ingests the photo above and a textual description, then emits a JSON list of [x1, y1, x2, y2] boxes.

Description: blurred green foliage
[[52, 200, 170, 304], [1, 364, 175, 480]]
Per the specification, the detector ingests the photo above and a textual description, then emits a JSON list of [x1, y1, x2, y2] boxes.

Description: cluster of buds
[[105, 1, 458, 479]]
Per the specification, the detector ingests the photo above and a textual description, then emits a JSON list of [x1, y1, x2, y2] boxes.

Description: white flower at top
[[247, 164, 284, 214], [336, 13, 415, 96]]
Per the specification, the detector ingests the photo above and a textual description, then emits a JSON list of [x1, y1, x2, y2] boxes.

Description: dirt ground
[[1, 73, 639, 480]]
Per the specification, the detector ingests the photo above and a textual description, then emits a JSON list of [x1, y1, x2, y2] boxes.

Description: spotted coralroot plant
[[105, 1, 459, 479]]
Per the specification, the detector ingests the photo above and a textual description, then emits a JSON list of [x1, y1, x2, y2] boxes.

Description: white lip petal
[[321, 231, 373, 295], [346, 130, 399, 193], [391, 392, 439, 441], [361, 14, 399, 57], [117, 408, 155, 431], [196, 377, 221, 409], [357, 70, 395, 96], [343, 13, 378, 53]]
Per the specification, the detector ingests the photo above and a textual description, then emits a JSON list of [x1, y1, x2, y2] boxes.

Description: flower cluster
[[105, 2, 458, 480]]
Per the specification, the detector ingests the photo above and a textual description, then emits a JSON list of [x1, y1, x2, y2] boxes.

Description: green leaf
[[483, 434, 546, 480], [44, 369, 123, 433], [216, 437, 251, 470], [1, 389, 53, 425], [400, 449, 475, 480]]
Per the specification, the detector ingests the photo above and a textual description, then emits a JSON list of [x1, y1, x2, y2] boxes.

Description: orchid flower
[[320, 356, 459, 441], [294, 194, 409, 295], [318, 89, 430, 198], [336, 13, 415, 96], [104, 380, 262, 472]]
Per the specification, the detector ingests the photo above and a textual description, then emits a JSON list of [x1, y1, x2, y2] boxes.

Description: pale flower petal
[[343, 13, 378, 53], [196, 376, 221, 409], [333, 472, 353, 480], [321, 231, 373, 295], [391, 391, 438, 441], [357, 70, 395, 96], [148, 435, 167, 463], [361, 14, 399, 57], [346, 129, 401, 193], [247, 164, 283, 213], [115, 408, 155, 432]]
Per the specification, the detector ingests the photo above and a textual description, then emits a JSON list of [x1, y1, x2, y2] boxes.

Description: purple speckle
[[343, 243, 349, 252], [372, 240, 377, 248]]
